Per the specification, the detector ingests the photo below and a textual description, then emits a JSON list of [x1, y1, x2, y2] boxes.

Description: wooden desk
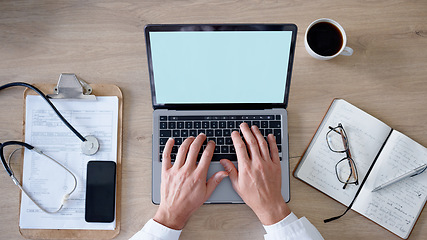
[[0, 1, 426, 239]]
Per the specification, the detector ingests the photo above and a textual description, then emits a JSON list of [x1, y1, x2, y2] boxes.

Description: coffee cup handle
[[340, 46, 353, 56]]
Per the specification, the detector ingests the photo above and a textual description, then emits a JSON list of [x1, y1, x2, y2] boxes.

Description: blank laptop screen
[[148, 31, 293, 104]]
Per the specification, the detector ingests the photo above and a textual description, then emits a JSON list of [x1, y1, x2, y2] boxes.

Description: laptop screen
[[145, 24, 297, 107]]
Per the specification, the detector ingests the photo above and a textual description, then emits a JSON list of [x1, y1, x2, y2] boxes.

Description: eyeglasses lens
[[327, 127, 347, 152], [336, 158, 357, 183]]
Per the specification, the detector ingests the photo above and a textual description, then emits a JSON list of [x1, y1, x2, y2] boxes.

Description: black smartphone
[[85, 161, 116, 223]]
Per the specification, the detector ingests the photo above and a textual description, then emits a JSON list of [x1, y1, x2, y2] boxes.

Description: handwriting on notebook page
[[354, 178, 427, 238], [297, 99, 391, 206], [374, 131, 427, 186], [353, 131, 427, 239]]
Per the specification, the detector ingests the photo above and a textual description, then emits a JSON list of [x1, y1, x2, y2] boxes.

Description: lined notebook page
[[353, 131, 427, 239], [295, 99, 391, 206]]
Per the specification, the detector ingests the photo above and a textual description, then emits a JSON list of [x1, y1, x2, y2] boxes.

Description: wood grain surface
[[0, 1, 426, 239]]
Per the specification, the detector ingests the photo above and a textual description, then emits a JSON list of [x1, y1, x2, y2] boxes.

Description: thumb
[[220, 159, 238, 188], [205, 171, 228, 201]]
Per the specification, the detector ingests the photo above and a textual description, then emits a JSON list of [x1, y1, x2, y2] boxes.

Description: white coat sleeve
[[130, 213, 323, 240], [263, 212, 324, 240], [129, 219, 182, 240]]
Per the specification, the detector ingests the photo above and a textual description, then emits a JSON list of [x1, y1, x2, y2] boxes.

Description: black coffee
[[307, 22, 343, 56]]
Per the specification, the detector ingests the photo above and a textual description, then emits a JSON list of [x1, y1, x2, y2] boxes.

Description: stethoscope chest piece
[[81, 135, 99, 156]]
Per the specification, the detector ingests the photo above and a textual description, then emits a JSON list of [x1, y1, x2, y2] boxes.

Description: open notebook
[[294, 99, 427, 239]]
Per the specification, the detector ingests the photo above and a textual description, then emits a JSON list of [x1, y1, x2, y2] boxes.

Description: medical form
[[19, 95, 118, 230]]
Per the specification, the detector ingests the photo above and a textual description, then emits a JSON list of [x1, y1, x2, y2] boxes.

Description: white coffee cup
[[304, 18, 353, 60]]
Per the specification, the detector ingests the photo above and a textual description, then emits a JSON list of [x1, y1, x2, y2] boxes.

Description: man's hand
[[220, 123, 291, 225], [154, 133, 228, 230]]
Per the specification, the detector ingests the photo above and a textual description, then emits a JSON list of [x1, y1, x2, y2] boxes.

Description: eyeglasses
[[326, 123, 358, 189]]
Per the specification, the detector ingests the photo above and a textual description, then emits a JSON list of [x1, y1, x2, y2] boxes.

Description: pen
[[371, 164, 427, 192]]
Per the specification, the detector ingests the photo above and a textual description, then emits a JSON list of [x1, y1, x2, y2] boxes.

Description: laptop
[[145, 24, 297, 204]]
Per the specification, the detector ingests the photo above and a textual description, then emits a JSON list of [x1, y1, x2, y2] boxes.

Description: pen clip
[[410, 165, 427, 177]]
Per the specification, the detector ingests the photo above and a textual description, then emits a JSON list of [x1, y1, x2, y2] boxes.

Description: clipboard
[[19, 74, 123, 239]]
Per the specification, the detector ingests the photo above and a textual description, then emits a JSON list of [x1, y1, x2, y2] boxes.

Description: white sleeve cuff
[[263, 212, 324, 240], [263, 212, 299, 234], [129, 219, 182, 240]]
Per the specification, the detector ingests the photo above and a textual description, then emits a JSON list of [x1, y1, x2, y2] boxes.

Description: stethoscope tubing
[[5, 145, 78, 214], [0, 82, 87, 142], [0, 141, 34, 176], [0, 81, 87, 214]]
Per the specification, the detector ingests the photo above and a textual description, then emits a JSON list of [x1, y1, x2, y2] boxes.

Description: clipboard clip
[[48, 73, 96, 100]]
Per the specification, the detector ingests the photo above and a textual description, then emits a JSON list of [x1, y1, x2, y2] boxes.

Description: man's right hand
[[220, 123, 291, 225]]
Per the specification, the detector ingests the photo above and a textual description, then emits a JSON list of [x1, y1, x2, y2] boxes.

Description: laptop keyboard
[[158, 115, 283, 162]]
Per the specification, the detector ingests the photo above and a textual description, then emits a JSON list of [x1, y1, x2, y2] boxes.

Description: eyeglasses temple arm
[[339, 128, 358, 186]]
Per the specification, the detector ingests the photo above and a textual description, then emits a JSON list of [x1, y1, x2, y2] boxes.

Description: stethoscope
[[0, 82, 99, 213]]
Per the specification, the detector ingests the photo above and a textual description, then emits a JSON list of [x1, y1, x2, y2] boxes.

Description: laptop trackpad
[[206, 162, 242, 203]]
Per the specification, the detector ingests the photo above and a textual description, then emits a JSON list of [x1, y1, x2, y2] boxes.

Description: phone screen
[[85, 161, 116, 223]]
